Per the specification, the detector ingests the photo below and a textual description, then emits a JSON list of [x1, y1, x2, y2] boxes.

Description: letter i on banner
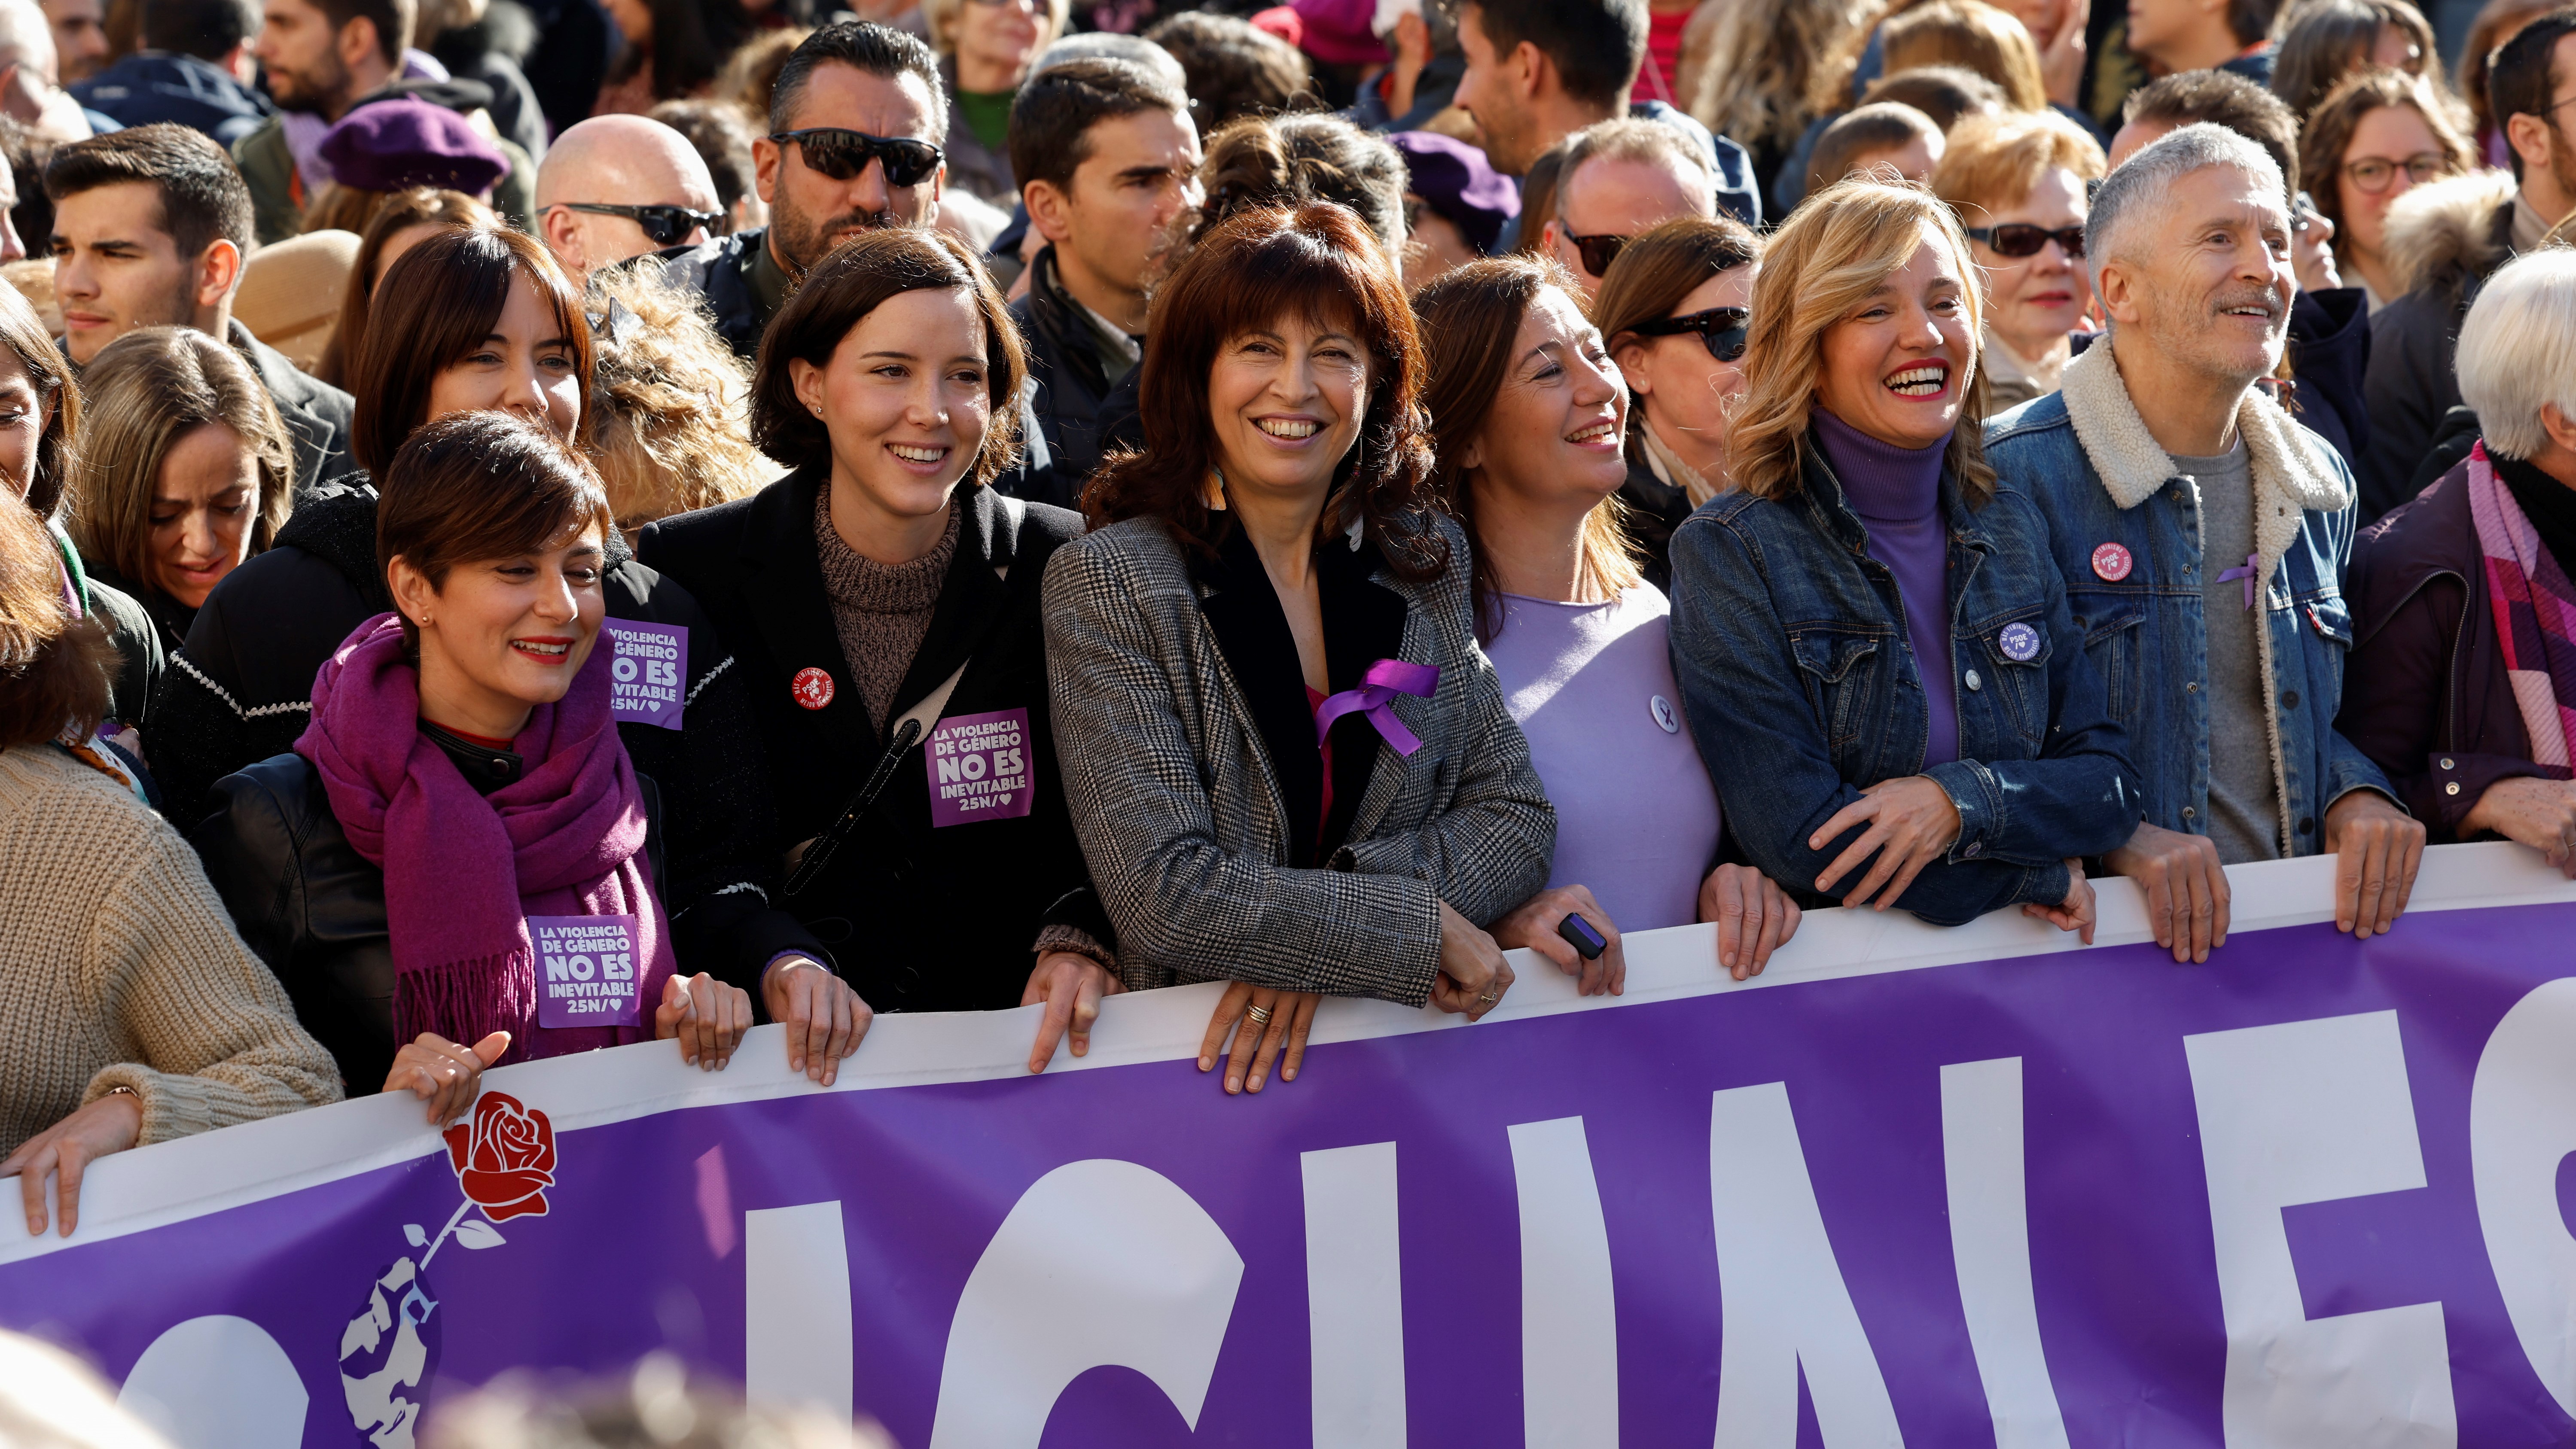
[[1940, 1059, 2070, 1449], [1303, 1142, 1406, 1448], [1508, 1118, 1619, 1448]]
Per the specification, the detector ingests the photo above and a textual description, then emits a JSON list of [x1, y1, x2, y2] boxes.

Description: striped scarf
[[2469, 441, 2576, 772]]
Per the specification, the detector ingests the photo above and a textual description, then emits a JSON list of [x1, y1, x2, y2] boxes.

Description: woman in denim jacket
[[1668, 178, 2142, 928]]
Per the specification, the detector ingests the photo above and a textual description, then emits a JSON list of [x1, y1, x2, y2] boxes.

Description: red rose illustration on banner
[[440, 1092, 556, 1221]]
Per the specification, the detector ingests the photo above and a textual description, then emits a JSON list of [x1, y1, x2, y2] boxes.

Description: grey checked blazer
[[1042, 514, 1555, 1006]]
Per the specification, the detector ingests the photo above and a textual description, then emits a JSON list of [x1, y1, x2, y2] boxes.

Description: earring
[[1202, 466, 1228, 511], [809, 402, 822, 416]]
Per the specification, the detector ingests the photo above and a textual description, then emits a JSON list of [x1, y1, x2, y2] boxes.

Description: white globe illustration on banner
[[117, 1314, 308, 1449]]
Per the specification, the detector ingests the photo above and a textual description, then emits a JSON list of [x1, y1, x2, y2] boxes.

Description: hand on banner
[[1198, 982, 1319, 1094], [2021, 858, 2097, 942], [3, 1090, 141, 1238], [1022, 952, 1122, 1073], [1433, 898, 1514, 1019], [2462, 776, 2576, 875], [2324, 791, 2426, 937], [658, 973, 752, 1070], [1810, 776, 1963, 910], [384, 1031, 512, 1126], [1700, 865, 1802, 980], [763, 956, 869, 1086], [2103, 822, 2230, 962], [1491, 884, 1625, 996]]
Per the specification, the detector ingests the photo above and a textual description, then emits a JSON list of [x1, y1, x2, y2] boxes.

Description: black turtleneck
[[2493, 451, 2576, 584]]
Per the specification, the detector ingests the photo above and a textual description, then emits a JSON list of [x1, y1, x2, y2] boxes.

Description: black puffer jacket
[[2362, 170, 2518, 524], [1010, 245, 1123, 505], [150, 478, 825, 992], [190, 732, 668, 1093], [638, 472, 1112, 1013]]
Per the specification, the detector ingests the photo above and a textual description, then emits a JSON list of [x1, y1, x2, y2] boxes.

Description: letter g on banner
[[927, 1160, 1244, 1448], [2472, 977, 2576, 1417]]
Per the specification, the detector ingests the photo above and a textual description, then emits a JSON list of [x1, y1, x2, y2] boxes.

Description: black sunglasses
[[1567, 231, 1631, 277], [1966, 222, 2085, 259], [1631, 306, 1750, 362], [770, 128, 945, 188], [551, 201, 721, 248]]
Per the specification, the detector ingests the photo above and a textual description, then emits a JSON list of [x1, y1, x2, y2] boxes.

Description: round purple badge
[[1999, 622, 2042, 661]]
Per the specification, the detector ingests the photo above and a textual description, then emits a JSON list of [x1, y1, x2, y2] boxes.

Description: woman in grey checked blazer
[[1042, 204, 1555, 1095]]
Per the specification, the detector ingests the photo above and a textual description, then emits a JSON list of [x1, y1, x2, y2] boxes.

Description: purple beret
[[1390, 130, 1518, 257], [317, 98, 508, 196]]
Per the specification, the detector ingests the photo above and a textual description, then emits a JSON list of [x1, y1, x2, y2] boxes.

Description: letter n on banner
[[1709, 1082, 1902, 1448], [1507, 1117, 1618, 1448], [2186, 1011, 2457, 1447]]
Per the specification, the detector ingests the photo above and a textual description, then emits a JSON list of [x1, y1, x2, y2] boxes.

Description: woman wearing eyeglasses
[[1594, 215, 1759, 589], [2298, 68, 2474, 311], [1931, 109, 2106, 415], [1419, 254, 1803, 984]]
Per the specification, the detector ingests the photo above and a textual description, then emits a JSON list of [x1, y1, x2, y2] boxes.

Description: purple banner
[[8, 845, 2576, 1449]]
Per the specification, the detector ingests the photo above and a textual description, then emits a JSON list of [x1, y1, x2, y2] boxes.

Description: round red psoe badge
[[791, 667, 835, 710], [2091, 542, 2134, 582]]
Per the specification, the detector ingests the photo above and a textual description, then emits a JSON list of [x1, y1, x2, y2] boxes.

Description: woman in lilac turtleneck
[[1664, 178, 2141, 929]]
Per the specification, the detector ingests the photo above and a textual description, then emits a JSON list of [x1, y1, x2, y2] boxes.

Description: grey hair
[[1029, 33, 1190, 94], [2457, 248, 2576, 460], [2085, 122, 2285, 298]]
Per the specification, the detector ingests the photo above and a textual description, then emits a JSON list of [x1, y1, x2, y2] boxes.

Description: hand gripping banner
[[10, 843, 2576, 1449]]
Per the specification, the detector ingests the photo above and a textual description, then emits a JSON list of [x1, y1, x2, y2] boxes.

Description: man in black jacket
[[1005, 58, 1198, 501], [44, 124, 354, 493]]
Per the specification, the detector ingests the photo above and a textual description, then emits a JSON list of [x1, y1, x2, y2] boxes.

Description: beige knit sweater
[[0, 745, 342, 1158]]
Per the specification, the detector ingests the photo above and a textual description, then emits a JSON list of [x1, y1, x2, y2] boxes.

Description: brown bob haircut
[[67, 327, 295, 593], [315, 186, 500, 389], [1593, 214, 1761, 472], [1414, 253, 1641, 642], [378, 410, 615, 649], [1085, 202, 1442, 578], [349, 227, 593, 481], [0, 494, 116, 747], [751, 228, 1025, 486], [2299, 67, 2473, 250], [0, 283, 79, 519]]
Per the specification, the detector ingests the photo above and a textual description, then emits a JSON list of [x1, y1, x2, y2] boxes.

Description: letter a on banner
[[929, 1160, 1243, 1449], [1708, 1082, 1904, 1448], [2185, 1012, 2457, 1448]]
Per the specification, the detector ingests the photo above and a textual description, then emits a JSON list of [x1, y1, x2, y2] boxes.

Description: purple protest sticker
[[925, 707, 1036, 828], [602, 620, 687, 730], [531, 914, 643, 1029]]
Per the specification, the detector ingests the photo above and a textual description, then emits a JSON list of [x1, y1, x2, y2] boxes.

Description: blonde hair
[[1931, 108, 2108, 219], [1727, 177, 1996, 503], [65, 326, 294, 593], [1882, 0, 2050, 112], [583, 266, 771, 538], [923, 0, 1069, 57]]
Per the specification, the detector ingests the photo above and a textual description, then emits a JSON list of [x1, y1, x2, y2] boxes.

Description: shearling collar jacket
[[2360, 169, 2521, 522], [1985, 339, 2397, 855]]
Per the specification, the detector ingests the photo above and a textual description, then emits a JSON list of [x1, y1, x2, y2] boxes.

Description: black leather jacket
[[191, 732, 665, 1093]]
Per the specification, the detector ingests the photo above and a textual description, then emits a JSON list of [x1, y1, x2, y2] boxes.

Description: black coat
[[228, 321, 355, 498], [190, 737, 668, 1092], [150, 478, 825, 992], [1010, 246, 1122, 505], [637, 471, 1111, 1012]]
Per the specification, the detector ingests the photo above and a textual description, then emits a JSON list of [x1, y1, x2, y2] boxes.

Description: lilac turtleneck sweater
[[1813, 409, 1958, 767]]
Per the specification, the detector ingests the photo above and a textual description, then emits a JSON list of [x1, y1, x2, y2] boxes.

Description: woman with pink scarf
[[191, 410, 751, 1123]]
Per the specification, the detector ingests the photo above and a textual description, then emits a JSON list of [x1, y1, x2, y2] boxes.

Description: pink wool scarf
[[297, 613, 677, 1062], [2468, 444, 2576, 773]]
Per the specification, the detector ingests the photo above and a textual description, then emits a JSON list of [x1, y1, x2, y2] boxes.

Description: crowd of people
[[3, 0, 2574, 1246]]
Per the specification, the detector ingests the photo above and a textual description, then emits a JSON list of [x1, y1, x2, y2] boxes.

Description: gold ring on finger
[[1245, 1004, 1273, 1026]]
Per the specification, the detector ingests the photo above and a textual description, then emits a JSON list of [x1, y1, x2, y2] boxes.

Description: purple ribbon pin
[[1314, 659, 1440, 755], [2217, 552, 2260, 609]]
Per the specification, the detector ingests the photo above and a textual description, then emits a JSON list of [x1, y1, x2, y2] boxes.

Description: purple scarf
[[296, 614, 677, 1062], [2469, 443, 2576, 772]]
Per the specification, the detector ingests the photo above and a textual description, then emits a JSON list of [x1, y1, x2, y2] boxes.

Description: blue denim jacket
[[1669, 437, 2142, 926], [1982, 341, 2396, 855]]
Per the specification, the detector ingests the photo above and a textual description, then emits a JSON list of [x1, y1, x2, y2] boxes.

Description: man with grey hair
[[1540, 116, 1713, 298], [1985, 121, 2424, 963]]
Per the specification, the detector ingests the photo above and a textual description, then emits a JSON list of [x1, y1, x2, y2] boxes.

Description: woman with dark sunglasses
[[1594, 215, 1760, 589], [1931, 110, 2106, 414], [1419, 253, 1803, 986]]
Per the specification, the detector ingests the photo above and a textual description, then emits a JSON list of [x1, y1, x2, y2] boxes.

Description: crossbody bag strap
[[781, 659, 969, 898]]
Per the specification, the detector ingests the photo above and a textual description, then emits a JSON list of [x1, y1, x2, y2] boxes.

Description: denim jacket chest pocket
[[2290, 587, 2355, 710], [2067, 593, 2146, 726], [1966, 610, 2056, 749], [1788, 627, 1886, 758]]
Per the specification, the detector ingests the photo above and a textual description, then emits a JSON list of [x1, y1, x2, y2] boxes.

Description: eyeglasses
[[2340, 152, 2451, 193], [1566, 231, 1631, 277], [770, 128, 945, 188], [1966, 223, 2085, 259], [549, 201, 722, 248], [1630, 306, 1750, 362]]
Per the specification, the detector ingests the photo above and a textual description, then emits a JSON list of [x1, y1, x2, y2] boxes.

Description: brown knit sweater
[[0, 745, 342, 1157], [814, 489, 961, 734]]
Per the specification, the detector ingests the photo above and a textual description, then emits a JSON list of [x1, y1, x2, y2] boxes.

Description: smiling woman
[[1669, 177, 2141, 934]]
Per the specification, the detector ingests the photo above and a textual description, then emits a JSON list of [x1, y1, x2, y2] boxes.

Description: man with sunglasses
[[536, 115, 723, 287], [1538, 117, 1713, 299], [658, 21, 951, 362]]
